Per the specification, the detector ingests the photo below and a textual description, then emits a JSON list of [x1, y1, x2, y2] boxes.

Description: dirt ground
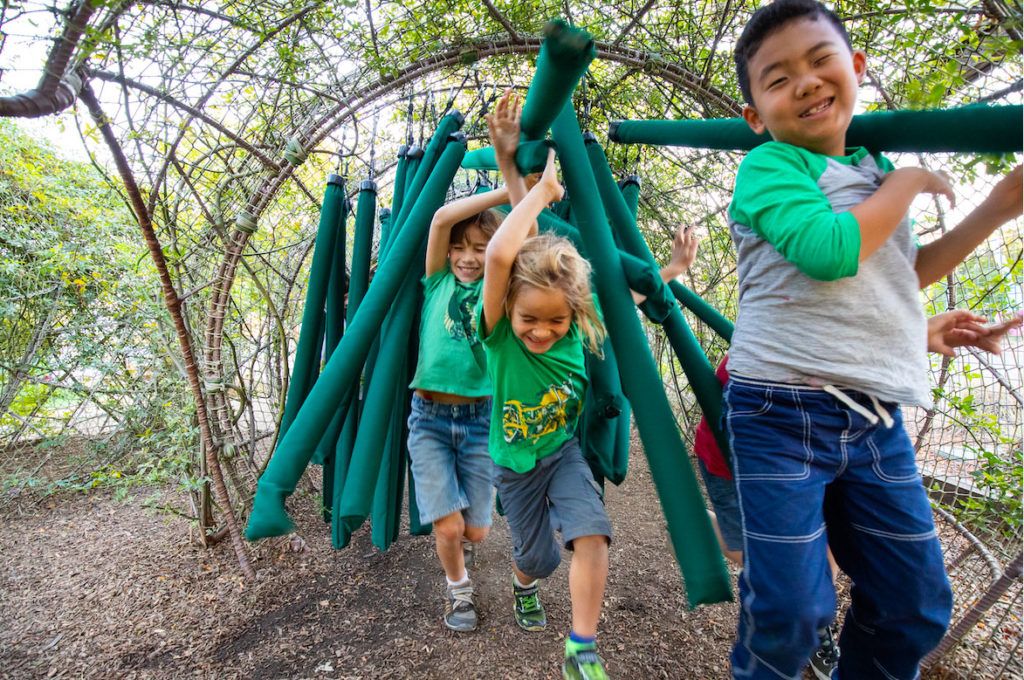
[[0, 447, 742, 679]]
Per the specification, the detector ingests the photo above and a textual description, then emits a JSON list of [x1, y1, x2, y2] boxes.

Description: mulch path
[[0, 447, 740, 679]]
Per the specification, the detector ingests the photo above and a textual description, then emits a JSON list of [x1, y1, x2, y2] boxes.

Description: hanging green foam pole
[[609, 103, 1024, 153], [318, 182, 350, 519], [391, 146, 410, 220], [246, 131, 466, 541], [327, 181, 378, 546], [552, 102, 731, 607], [313, 185, 352, 469], [371, 349, 411, 550], [339, 263, 422, 534], [277, 176, 345, 445], [669, 281, 734, 342], [619, 176, 640, 219], [585, 139, 731, 459], [519, 19, 596, 140], [461, 139, 558, 174]]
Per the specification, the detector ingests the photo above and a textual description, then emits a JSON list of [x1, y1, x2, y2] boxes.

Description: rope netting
[[0, 1, 1020, 675]]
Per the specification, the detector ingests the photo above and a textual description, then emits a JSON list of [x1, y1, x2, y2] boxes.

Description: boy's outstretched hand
[[927, 309, 1023, 356], [486, 89, 521, 163], [662, 226, 699, 281]]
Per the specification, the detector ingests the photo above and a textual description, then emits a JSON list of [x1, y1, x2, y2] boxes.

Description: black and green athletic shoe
[[563, 645, 609, 680], [512, 579, 547, 631]]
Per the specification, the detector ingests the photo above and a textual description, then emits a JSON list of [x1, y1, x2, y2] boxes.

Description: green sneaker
[[563, 644, 609, 680], [512, 579, 547, 631]]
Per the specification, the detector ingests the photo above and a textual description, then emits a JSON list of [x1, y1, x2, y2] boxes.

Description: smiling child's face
[[510, 286, 572, 354], [741, 16, 866, 157], [448, 223, 489, 283]]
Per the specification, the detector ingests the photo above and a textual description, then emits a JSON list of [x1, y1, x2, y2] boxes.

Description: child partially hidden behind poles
[[724, 1, 1023, 677]]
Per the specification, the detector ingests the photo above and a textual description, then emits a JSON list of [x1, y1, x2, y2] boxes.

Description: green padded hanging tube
[[585, 140, 732, 467], [552, 102, 731, 607], [609, 103, 1024, 153], [461, 139, 557, 174], [277, 178, 345, 445], [317, 180, 350, 519], [669, 281, 734, 342], [330, 185, 379, 548], [339, 261, 423, 534], [245, 129, 466, 541], [519, 19, 596, 140]]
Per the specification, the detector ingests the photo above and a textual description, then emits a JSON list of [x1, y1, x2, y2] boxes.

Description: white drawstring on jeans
[[822, 385, 895, 429]]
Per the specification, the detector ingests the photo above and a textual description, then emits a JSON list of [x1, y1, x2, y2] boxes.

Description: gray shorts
[[493, 438, 612, 579]]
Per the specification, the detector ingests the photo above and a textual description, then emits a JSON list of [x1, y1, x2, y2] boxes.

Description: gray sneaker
[[808, 625, 839, 680], [444, 580, 477, 632], [513, 579, 547, 631]]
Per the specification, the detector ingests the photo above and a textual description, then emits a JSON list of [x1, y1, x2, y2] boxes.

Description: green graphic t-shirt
[[478, 310, 588, 473], [409, 265, 490, 397]]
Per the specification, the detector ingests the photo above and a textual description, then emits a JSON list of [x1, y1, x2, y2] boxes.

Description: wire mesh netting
[[0, 1, 1021, 676]]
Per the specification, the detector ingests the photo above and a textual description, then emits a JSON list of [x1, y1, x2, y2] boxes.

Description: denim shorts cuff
[[419, 502, 469, 526], [562, 522, 613, 549]]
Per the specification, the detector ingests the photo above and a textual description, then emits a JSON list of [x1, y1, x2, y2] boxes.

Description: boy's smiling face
[[448, 223, 489, 283], [742, 16, 866, 157]]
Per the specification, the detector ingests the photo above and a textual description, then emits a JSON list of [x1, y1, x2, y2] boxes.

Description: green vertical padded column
[[314, 182, 352, 468], [246, 132, 466, 541], [619, 175, 640, 220], [669, 281, 734, 342], [585, 138, 732, 467], [552, 102, 730, 606], [329, 181, 378, 546], [608, 104, 1024, 153], [520, 19, 595, 141], [391, 146, 410, 220], [580, 339, 629, 485], [371, 348, 411, 550], [277, 177, 345, 444], [339, 261, 423, 534], [318, 180, 350, 519]]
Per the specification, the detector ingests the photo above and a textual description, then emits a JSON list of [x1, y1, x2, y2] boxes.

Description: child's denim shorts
[[406, 393, 494, 527], [493, 438, 612, 579], [696, 457, 743, 552]]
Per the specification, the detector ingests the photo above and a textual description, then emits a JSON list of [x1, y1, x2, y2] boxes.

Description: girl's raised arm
[[482, 150, 564, 334], [425, 185, 510, 277]]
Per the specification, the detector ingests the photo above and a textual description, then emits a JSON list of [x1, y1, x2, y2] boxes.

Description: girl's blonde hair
[[505, 233, 606, 355]]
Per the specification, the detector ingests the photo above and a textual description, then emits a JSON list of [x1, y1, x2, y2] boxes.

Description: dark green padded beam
[[585, 139, 732, 468], [520, 19, 595, 140], [276, 176, 346, 445], [461, 139, 557, 174], [246, 124, 466, 541], [670, 281, 734, 342], [609, 104, 1023, 153], [317, 179, 350, 520], [552, 101, 731, 607]]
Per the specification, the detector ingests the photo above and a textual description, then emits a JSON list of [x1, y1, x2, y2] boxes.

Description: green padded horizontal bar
[[461, 139, 557, 173], [609, 104, 1023, 154]]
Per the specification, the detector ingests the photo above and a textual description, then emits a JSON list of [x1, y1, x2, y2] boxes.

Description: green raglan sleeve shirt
[[729, 141, 862, 281]]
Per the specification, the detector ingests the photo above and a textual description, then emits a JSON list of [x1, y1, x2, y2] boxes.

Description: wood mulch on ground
[[0, 445, 740, 679]]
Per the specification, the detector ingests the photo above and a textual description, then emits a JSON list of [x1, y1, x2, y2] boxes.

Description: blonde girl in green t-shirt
[[480, 150, 613, 680]]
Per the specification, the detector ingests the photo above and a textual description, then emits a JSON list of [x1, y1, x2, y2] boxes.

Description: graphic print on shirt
[[445, 288, 481, 348], [501, 379, 580, 444]]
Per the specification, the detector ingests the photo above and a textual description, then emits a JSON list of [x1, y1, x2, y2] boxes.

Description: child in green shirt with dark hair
[[726, 1, 1022, 678]]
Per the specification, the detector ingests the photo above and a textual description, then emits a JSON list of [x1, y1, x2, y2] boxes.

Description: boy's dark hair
[[734, 0, 851, 105], [450, 208, 500, 245]]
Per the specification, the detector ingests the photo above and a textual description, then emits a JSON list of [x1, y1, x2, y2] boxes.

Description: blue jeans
[[725, 376, 951, 680], [407, 394, 494, 527]]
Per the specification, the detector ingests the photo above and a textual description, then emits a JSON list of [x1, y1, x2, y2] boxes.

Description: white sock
[[446, 571, 469, 587], [513, 573, 537, 589]]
